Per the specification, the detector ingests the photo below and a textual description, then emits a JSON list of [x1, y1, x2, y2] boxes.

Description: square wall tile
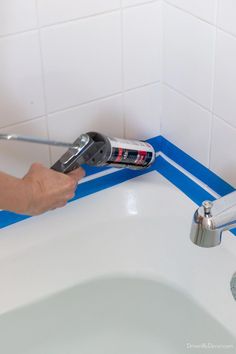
[[211, 117, 236, 187], [163, 4, 215, 109], [47, 95, 123, 162], [218, 0, 236, 37], [124, 83, 161, 140], [162, 85, 211, 166], [37, 0, 120, 26], [0, 118, 50, 178], [41, 13, 122, 113], [123, 2, 162, 90], [0, 0, 37, 36], [166, 0, 217, 24], [0, 32, 45, 128], [213, 31, 236, 129]]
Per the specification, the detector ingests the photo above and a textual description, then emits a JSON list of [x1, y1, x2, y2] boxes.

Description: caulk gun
[[0, 132, 156, 173]]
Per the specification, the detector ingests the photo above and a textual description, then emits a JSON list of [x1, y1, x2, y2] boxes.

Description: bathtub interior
[[0, 277, 235, 354]]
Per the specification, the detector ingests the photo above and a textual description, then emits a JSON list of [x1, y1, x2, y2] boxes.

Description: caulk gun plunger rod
[[0, 133, 73, 148]]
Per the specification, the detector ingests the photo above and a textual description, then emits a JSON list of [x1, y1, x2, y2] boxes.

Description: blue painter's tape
[[0, 212, 30, 229], [155, 156, 215, 206], [159, 136, 235, 197], [71, 162, 157, 203], [83, 165, 109, 177], [146, 135, 163, 152]]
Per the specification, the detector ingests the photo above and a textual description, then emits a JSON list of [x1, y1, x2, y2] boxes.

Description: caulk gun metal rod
[[0, 133, 73, 148]]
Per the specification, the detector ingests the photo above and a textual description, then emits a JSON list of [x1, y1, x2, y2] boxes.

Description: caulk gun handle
[[51, 160, 79, 174], [50, 146, 82, 173], [50, 133, 93, 173], [50, 132, 107, 173], [51, 160, 74, 173]]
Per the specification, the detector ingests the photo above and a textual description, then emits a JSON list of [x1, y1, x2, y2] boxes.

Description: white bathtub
[[0, 277, 235, 354], [0, 171, 236, 353]]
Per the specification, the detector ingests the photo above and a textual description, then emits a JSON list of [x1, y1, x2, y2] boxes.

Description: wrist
[[17, 178, 33, 215], [0, 172, 32, 215]]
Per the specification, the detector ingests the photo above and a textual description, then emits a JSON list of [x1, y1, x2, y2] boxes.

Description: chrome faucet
[[190, 191, 236, 247]]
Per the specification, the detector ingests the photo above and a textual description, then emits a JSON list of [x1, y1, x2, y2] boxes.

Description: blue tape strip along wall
[[1, 135, 235, 232]]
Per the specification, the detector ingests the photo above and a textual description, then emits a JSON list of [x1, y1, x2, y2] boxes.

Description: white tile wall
[[0, 0, 37, 36], [211, 117, 236, 187], [163, 0, 236, 187], [2, 0, 236, 190], [0, 118, 50, 178], [48, 95, 124, 163], [218, 0, 236, 37], [123, 2, 162, 89], [213, 30, 236, 129], [40, 12, 122, 113], [0, 32, 45, 127], [163, 4, 215, 110], [0, 1, 162, 178], [162, 85, 211, 166], [124, 83, 161, 140]]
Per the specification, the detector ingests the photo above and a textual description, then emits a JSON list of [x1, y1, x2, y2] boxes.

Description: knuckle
[[80, 167, 86, 177], [57, 201, 67, 209], [31, 162, 43, 170], [68, 191, 75, 200], [68, 179, 77, 190]]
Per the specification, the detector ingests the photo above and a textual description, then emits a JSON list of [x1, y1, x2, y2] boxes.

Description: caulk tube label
[[106, 136, 155, 169]]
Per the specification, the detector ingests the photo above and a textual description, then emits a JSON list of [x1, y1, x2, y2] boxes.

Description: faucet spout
[[190, 191, 236, 247]]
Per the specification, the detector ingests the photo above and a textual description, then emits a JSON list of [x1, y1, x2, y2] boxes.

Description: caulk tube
[[85, 133, 155, 170], [105, 136, 155, 169]]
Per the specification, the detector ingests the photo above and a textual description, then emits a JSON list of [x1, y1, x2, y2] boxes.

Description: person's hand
[[22, 163, 85, 215]]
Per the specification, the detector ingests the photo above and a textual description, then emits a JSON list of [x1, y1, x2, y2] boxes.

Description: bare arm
[[0, 164, 85, 215]]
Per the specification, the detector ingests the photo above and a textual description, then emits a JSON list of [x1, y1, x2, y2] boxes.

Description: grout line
[[217, 26, 236, 41], [164, 0, 217, 26], [0, 28, 38, 40], [214, 113, 236, 131], [210, 23, 218, 113], [159, 0, 164, 135], [163, 82, 236, 134], [208, 0, 219, 169], [120, 4, 126, 138], [46, 81, 160, 117], [47, 93, 121, 116], [37, 9, 121, 30], [0, 115, 46, 131], [215, 0, 219, 26], [124, 80, 161, 93], [35, 0, 52, 165], [163, 82, 212, 113]]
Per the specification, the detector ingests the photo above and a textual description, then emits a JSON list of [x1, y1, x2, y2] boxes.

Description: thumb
[[68, 167, 85, 183]]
